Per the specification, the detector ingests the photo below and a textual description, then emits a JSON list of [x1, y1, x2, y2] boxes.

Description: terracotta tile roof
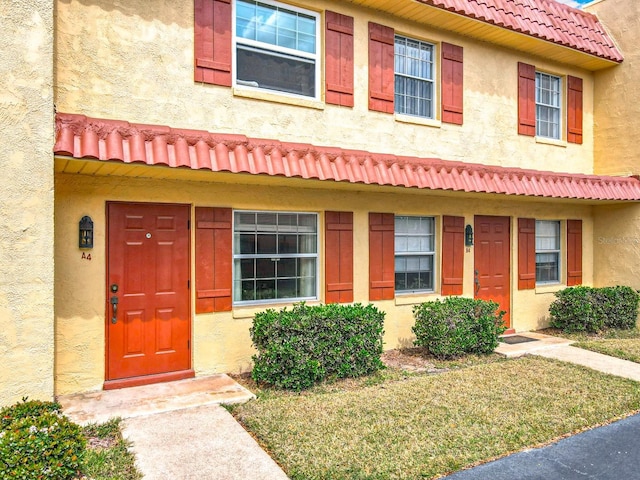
[[54, 113, 640, 201], [415, 0, 623, 63]]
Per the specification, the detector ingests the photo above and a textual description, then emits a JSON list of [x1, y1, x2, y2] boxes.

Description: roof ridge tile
[[414, 0, 622, 63]]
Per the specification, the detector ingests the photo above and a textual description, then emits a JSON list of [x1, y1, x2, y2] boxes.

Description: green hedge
[[412, 297, 506, 359], [0, 399, 86, 480], [250, 303, 385, 390], [550, 285, 640, 333]]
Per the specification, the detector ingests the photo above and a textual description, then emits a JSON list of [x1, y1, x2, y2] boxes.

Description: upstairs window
[[535, 220, 560, 284], [234, 0, 320, 99], [394, 36, 435, 118], [233, 211, 318, 303], [394, 216, 435, 293], [535, 72, 562, 140]]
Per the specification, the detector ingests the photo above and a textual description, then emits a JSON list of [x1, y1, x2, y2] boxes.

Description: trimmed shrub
[[250, 302, 385, 390], [0, 399, 86, 480], [599, 286, 640, 330], [412, 297, 506, 359], [549, 286, 603, 333], [550, 285, 640, 333]]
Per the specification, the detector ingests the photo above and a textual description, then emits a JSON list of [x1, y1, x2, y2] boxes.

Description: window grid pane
[[395, 216, 435, 293], [535, 72, 562, 140], [236, 0, 316, 54], [535, 220, 560, 284], [234, 211, 318, 303], [235, 0, 318, 98], [394, 35, 435, 119]]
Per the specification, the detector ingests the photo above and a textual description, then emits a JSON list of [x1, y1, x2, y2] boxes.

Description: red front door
[[474, 216, 511, 328], [106, 203, 191, 384]]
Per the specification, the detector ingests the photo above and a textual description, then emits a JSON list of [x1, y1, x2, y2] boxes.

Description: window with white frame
[[536, 72, 562, 139], [233, 211, 318, 303], [394, 35, 435, 118], [536, 220, 560, 284], [234, 0, 320, 99], [395, 216, 435, 292]]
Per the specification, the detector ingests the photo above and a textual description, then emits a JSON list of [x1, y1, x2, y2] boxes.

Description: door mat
[[500, 335, 539, 345]]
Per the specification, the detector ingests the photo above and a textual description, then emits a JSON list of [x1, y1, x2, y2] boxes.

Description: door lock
[[474, 270, 481, 295], [110, 295, 119, 324]]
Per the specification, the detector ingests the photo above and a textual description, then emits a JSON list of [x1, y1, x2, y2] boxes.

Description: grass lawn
[[80, 418, 141, 480], [542, 327, 640, 363], [230, 357, 640, 480]]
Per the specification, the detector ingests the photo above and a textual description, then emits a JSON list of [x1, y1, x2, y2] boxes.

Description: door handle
[[110, 295, 119, 324], [474, 270, 480, 295]]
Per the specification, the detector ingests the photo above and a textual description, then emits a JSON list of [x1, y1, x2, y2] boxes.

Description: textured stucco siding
[[588, 0, 640, 177], [54, 172, 594, 394], [0, 1, 55, 406], [587, 0, 640, 289], [593, 203, 640, 290], [55, 0, 595, 174]]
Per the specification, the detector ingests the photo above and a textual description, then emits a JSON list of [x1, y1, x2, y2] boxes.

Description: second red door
[[474, 215, 511, 328]]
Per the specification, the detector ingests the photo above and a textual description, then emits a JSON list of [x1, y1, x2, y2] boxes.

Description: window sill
[[231, 300, 320, 319], [394, 113, 442, 129], [535, 136, 567, 148], [233, 87, 324, 110], [395, 292, 439, 306], [535, 283, 564, 294]]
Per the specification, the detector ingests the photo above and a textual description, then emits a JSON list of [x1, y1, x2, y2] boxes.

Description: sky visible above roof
[[556, 0, 591, 7]]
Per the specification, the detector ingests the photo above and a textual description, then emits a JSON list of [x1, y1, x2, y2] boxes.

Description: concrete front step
[[57, 374, 255, 425], [495, 331, 574, 358]]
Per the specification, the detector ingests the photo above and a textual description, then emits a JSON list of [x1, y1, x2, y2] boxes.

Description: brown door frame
[[473, 215, 512, 330], [104, 201, 194, 390]]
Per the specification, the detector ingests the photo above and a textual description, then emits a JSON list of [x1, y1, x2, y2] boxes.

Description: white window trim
[[535, 219, 561, 285], [232, 0, 321, 102], [394, 34, 437, 120], [394, 215, 437, 294], [232, 210, 320, 306], [535, 71, 563, 140]]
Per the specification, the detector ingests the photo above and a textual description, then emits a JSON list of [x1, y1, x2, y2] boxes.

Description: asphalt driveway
[[443, 412, 640, 479]]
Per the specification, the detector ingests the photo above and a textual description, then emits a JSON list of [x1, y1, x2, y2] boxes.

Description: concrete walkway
[[496, 332, 640, 382], [58, 374, 289, 480], [123, 404, 289, 480], [534, 345, 640, 381]]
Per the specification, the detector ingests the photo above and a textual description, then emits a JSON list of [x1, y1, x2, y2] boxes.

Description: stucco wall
[[0, 2, 55, 406], [55, 0, 595, 174], [585, 0, 640, 288], [54, 171, 594, 394], [587, 0, 640, 176], [593, 203, 640, 289]]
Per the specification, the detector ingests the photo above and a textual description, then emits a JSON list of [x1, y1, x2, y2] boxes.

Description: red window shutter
[[567, 76, 583, 145], [325, 11, 354, 108], [325, 211, 354, 303], [517, 218, 536, 290], [518, 62, 536, 136], [195, 207, 232, 312], [368, 22, 395, 114], [441, 43, 464, 125], [441, 216, 464, 295], [194, 0, 232, 87], [369, 213, 395, 300], [567, 219, 583, 286]]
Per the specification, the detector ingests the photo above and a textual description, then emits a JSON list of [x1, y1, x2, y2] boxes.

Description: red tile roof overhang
[[54, 113, 640, 202], [414, 0, 623, 64]]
